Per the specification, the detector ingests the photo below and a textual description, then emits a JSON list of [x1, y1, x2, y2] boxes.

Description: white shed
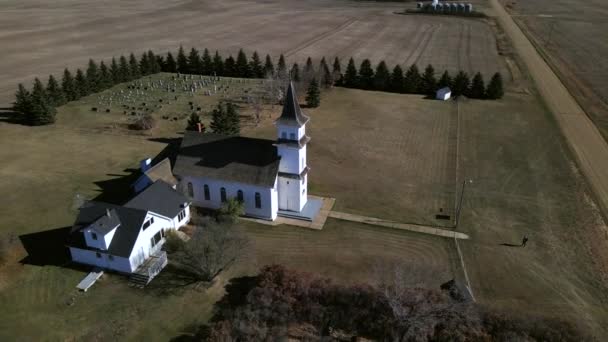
[[436, 87, 452, 101]]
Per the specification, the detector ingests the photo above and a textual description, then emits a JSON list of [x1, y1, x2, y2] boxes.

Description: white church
[[173, 82, 320, 221]]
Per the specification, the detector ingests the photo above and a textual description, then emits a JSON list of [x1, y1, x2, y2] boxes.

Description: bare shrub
[[129, 114, 155, 130]]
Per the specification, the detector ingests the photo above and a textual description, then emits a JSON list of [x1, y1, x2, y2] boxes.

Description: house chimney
[[140, 158, 152, 172]]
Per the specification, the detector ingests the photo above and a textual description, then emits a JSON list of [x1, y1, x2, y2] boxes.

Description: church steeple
[[276, 82, 310, 127]]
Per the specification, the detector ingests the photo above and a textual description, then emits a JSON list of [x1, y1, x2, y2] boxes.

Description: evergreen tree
[[148, 50, 161, 74], [404, 64, 421, 94], [263, 54, 275, 78], [139, 52, 150, 76], [438, 71, 452, 90], [86, 59, 100, 93], [235, 49, 250, 78], [343, 58, 358, 88], [110, 57, 120, 84], [165, 52, 177, 73], [61, 69, 77, 101], [389, 65, 405, 93], [305, 78, 321, 108], [321, 61, 333, 88], [224, 56, 236, 77], [201, 49, 213, 75], [373, 61, 390, 91], [129, 53, 140, 80], [186, 112, 202, 131], [13, 84, 33, 116], [291, 63, 301, 82], [213, 51, 224, 76], [469, 72, 486, 99], [29, 78, 56, 125], [249, 51, 263, 78], [74, 68, 89, 98], [177, 46, 189, 74], [358, 59, 374, 90], [98, 61, 112, 90], [118, 55, 131, 82], [452, 71, 471, 97], [277, 54, 287, 79], [303, 57, 314, 84], [332, 57, 342, 85], [155, 55, 165, 73], [210, 102, 240, 135], [188, 47, 201, 74], [46, 74, 65, 107], [486, 72, 504, 99], [225, 102, 240, 135], [421, 64, 437, 95]]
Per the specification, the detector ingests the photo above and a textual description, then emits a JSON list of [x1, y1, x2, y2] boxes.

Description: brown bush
[[129, 114, 156, 130]]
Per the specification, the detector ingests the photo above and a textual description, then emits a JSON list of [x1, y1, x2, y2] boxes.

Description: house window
[[109, 255, 114, 261], [255, 192, 261, 208], [204, 184, 210, 200], [91, 232, 98, 240], [237, 190, 244, 202], [281, 132, 287, 139], [290, 133, 296, 140], [143, 217, 154, 230], [302, 188, 305, 195], [187, 182, 193, 197], [178, 210, 186, 221], [96, 252, 101, 258], [220, 187, 227, 203], [161, 229, 166, 238], [150, 231, 162, 247]]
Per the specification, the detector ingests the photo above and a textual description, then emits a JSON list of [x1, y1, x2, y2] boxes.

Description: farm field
[[507, 0, 608, 141], [0, 0, 507, 105]]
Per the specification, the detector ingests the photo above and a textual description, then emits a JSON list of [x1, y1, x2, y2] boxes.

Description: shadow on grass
[[0, 108, 26, 125], [18, 226, 86, 272]]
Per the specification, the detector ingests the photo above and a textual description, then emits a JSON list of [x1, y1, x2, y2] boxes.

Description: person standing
[[521, 236, 529, 247]]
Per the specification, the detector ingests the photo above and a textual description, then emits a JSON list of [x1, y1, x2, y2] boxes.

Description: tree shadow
[[210, 275, 258, 322], [18, 226, 87, 272], [499, 243, 522, 247], [0, 108, 26, 125]]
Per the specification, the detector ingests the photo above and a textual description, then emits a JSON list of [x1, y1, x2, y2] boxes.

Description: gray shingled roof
[[173, 131, 280, 187], [276, 82, 310, 127], [125, 180, 189, 219]]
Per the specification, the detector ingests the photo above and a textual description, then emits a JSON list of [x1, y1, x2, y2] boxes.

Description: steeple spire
[[276, 82, 310, 127]]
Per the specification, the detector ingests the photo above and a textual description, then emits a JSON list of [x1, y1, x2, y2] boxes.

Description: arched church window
[[255, 192, 261, 209], [220, 187, 227, 203], [237, 190, 244, 202], [204, 184, 210, 200], [187, 182, 193, 197], [290, 133, 296, 140]]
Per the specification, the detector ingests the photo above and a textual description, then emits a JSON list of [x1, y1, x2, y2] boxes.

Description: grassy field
[[0, 0, 507, 105]]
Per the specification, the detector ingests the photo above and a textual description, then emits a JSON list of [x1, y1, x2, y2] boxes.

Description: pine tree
[[373, 61, 390, 91], [86, 59, 100, 93], [74, 68, 89, 98], [225, 102, 240, 135], [486, 72, 504, 99], [421, 64, 437, 95], [305, 78, 321, 108], [98, 61, 112, 90], [343, 58, 358, 88], [139, 52, 150, 76], [469, 72, 486, 99], [303, 57, 314, 84], [332, 57, 342, 85], [118, 55, 131, 82], [389, 65, 405, 93], [188, 47, 201, 74], [277, 54, 287, 79], [165, 52, 177, 73], [110, 57, 120, 84], [46, 74, 65, 107], [177, 46, 189, 74], [438, 71, 452, 90], [129, 53, 140, 80], [250, 51, 263, 78], [210, 102, 227, 133], [452, 71, 471, 97], [29, 78, 56, 125], [235, 49, 250, 78], [62, 69, 77, 101], [13, 84, 33, 116], [224, 56, 236, 77], [186, 112, 202, 131], [213, 51, 224, 76], [201, 49, 213, 75], [291, 63, 301, 82], [148, 50, 161, 74], [155, 55, 165, 73], [263, 54, 275, 78], [321, 61, 333, 88], [404, 64, 421, 94], [358, 59, 374, 90]]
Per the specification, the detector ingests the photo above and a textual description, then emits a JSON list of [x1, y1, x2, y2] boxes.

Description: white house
[[67, 180, 191, 283], [436, 87, 452, 101], [173, 82, 311, 221]]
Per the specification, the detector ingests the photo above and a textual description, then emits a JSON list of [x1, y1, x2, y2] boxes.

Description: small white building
[[173, 82, 312, 221], [436, 87, 452, 101], [67, 180, 191, 283]]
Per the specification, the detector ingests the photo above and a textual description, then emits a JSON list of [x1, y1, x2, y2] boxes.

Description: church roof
[[173, 132, 280, 187], [276, 82, 310, 127]]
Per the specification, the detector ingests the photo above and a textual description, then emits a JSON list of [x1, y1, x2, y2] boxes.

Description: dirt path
[[489, 0, 608, 219]]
